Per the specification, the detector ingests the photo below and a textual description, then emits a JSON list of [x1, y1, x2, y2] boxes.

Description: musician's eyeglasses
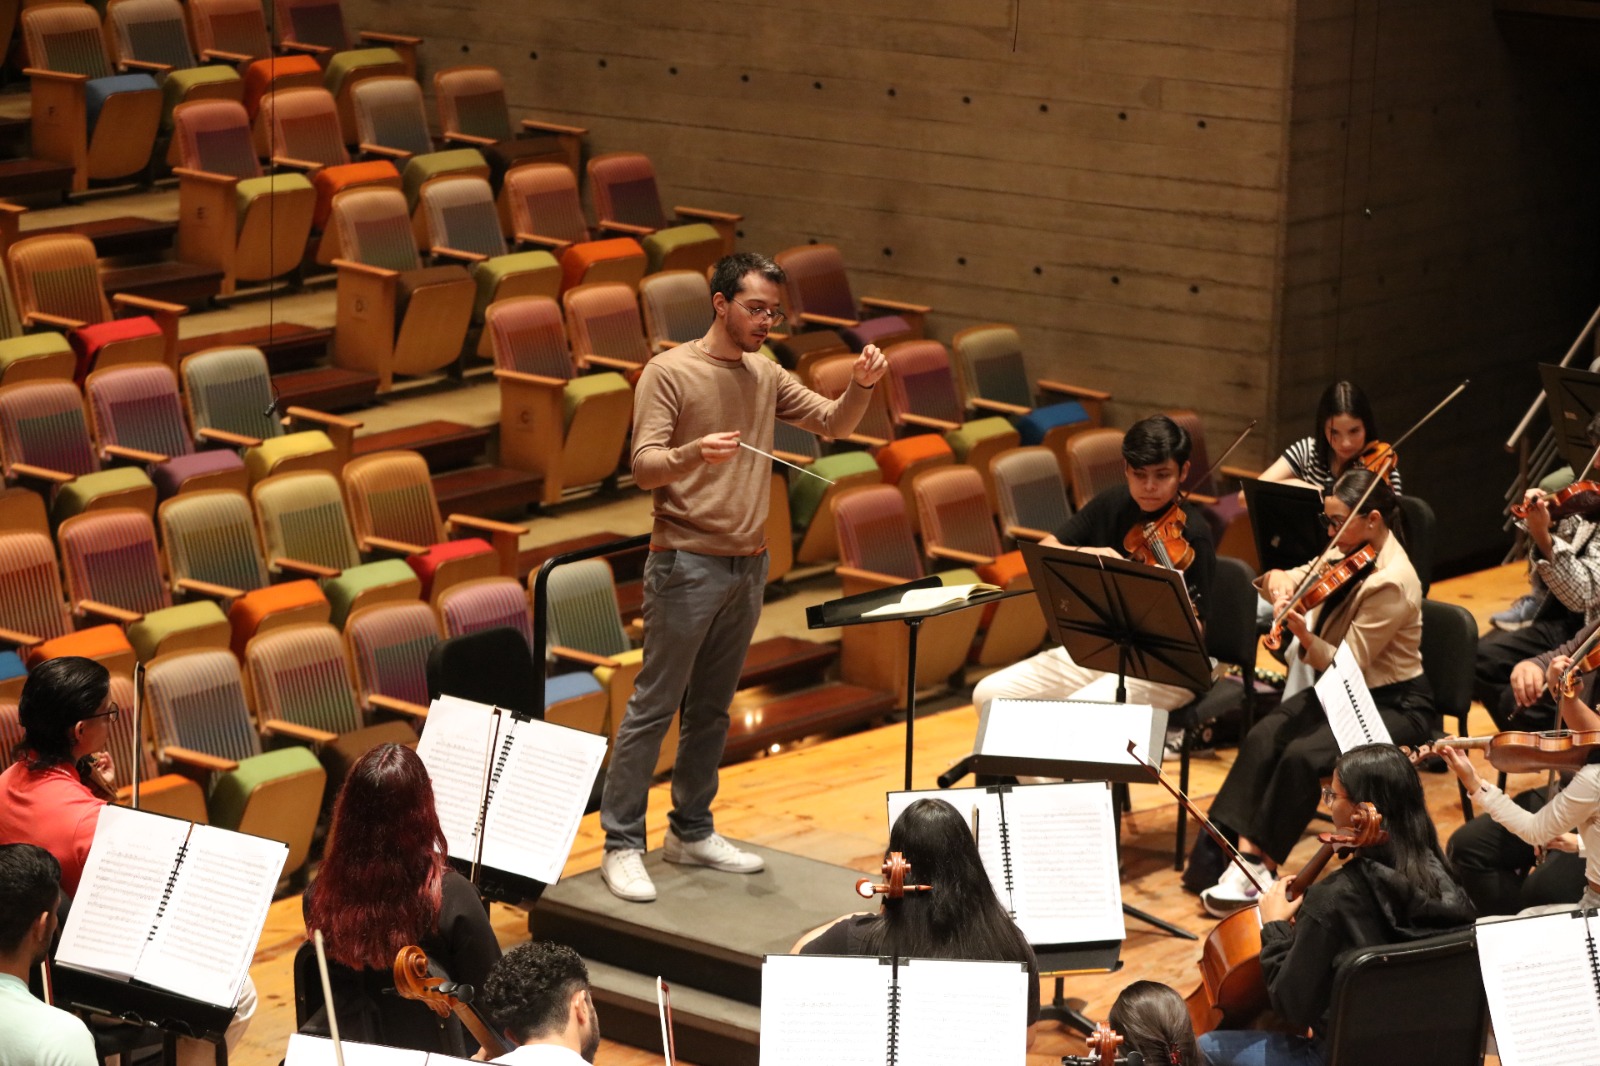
[[1320, 786, 1348, 805], [730, 298, 786, 326], [1320, 513, 1349, 529], [82, 703, 119, 724]]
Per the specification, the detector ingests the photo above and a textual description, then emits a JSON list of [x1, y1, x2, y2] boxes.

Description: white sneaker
[[662, 829, 765, 873], [1163, 728, 1186, 761], [601, 848, 656, 902], [1200, 854, 1276, 918]]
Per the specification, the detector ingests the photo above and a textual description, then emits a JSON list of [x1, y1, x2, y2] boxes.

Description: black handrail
[[528, 533, 651, 713]]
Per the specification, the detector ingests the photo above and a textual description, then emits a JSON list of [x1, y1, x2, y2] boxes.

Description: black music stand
[[1539, 361, 1600, 473], [52, 966, 235, 1063], [1240, 477, 1325, 573], [807, 576, 1029, 790]]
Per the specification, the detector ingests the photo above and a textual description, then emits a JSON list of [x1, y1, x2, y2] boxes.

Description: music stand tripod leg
[[902, 617, 920, 791], [1123, 903, 1197, 940], [1037, 976, 1097, 1036]]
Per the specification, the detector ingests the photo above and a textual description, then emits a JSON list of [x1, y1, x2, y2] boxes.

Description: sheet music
[[139, 823, 286, 1006], [759, 954, 890, 1066], [980, 697, 1162, 767], [1477, 912, 1600, 1066], [887, 789, 1011, 913], [480, 717, 607, 884], [895, 957, 1027, 1066], [416, 695, 504, 860], [286, 1034, 429, 1066], [54, 805, 190, 980], [1003, 784, 1125, 944], [1314, 642, 1392, 752]]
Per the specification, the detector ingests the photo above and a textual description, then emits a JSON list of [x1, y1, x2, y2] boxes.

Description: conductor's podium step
[[432, 463, 543, 518], [530, 842, 863, 1066], [353, 420, 490, 472], [181, 322, 332, 373], [100, 259, 225, 309]]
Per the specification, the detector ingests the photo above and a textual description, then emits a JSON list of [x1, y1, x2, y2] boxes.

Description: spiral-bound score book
[[415, 694, 607, 885], [1477, 909, 1600, 1066], [1314, 641, 1392, 752], [53, 805, 285, 1008], [759, 954, 1027, 1066]]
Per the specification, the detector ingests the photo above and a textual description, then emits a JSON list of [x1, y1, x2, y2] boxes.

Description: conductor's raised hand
[[853, 344, 888, 387], [699, 430, 741, 465]]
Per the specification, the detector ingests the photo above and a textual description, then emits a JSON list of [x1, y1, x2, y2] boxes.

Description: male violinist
[[970, 414, 1216, 720]]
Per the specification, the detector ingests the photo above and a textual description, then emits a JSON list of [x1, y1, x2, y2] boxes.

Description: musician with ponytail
[[1107, 981, 1200, 1066]]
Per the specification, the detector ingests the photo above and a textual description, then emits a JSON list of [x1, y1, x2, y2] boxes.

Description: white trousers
[[971, 646, 1195, 715]]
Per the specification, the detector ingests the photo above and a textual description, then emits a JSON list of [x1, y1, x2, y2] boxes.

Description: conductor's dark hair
[[0, 843, 62, 953], [1335, 744, 1463, 903], [1312, 380, 1379, 472], [1122, 414, 1191, 469], [481, 941, 592, 1043], [1108, 980, 1199, 1066], [858, 798, 1034, 972], [17, 656, 110, 770], [710, 252, 786, 303]]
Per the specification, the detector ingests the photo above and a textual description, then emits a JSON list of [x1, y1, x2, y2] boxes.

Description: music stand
[[1240, 478, 1325, 573], [808, 576, 1030, 790], [1539, 361, 1600, 473]]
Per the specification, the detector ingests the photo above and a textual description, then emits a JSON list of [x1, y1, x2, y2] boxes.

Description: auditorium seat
[[99, 673, 210, 820], [259, 86, 401, 234], [419, 175, 562, 326], [83, 363, 249, 499], [638, 270, 714, 352], [990, 446, 1072, 549], [103, 0, 244, 162], [587, 151, 737, 275], [434, 65, 587, 181], [1064, 427, 1127, 509], [950, 324, 1110, 467], [342, 600, 441, 720], [562, 281, 656, 378], [185, 0, 324, 153], [500, 163, 646, 291], [802, 352, 896, 448], [0, 529, 136, 676], [436, 575, 534, 649], [272, 0, 422, 78], [0, 334, 75, 387], [773, 243, 924, 352], [883, 340, 1021, 507], [0, 379, 157, 524], [790, 449, 882, 566]]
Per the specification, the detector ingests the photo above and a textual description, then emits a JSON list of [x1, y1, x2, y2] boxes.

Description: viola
[[75, 752, 116, 802], [1262, 543, 1377, 651], [1509, 480, 1600, 522], [854, 852, 930, 900], [393, 944, 515, 1056], [1355, 440, 1397, 479], [1431, 730, 1600, 775], [1123, 503, 1194, 571]]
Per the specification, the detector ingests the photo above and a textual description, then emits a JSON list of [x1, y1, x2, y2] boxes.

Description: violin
[[393, 944, 515, 1056], [854, 852, 930, 900], [1509, 481, 1600, 522], [1560, 627, 1600, 698], [1430, 731, 1600, 775], [75, 752, 116, 802], [1122, 420, 1257, 574], [1355, 441, 1397, 479], [1262, 543, 1377, 651]]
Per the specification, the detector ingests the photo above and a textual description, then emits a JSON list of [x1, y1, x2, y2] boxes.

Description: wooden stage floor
[[236, 563, 1531, 1065]]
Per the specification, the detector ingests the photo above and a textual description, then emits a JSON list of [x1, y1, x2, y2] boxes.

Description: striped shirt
[[1281, 436, 1404, 496]]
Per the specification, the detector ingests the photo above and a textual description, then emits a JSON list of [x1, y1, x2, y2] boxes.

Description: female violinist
[[303, 743, 502, 1055], [1195, 470, 1434, 914], [1257, 381, 1403, 496], [790, 798, 1041, 1031], [1198, 745, 1474, 1066], [1107, 981, 1200, 1066]]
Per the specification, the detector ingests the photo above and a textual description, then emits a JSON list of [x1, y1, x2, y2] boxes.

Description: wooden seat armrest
[[175, 577, 246, 601], [900, 413, 961, 433], [274, 557, 340, 580], [25, 311, 88, 331], [1187, 492, 1219, 507], [1218, 464, 1262, 483], [833, 566, 899, 590], [579, 354, 642, 372], [514, 232, 571, 252], [173, 166, 238, 188], [624, 619, 644, 641], [800, 311, 859, 329], [1004, 524, 1051, 542], [112, 294, 187, 317], [162, 746, 237, 773], [443, 131, 496, 147], [970, 397, 1031, 417], [653, 339, 678, 353], [197, 427, 263, 448], [448, 514, 529, 537], [261, 719, 338, 745], [520, 118, 588, 136], [368, 694, 429, 719], [0, 625, 42, 647], [77, 600, 142, 625], [492, 369, 566, 390], [200, 48, 254, 65], [359, 142, 412, 162], [278, 39, 330, 56], [772, 449, 814, 466], [8, 462, 73, 485], [597, 219, 654, 238], [0, 203, 23, 221], [271, 155, 324, 173], [358, 30, 422, 46], [24, 68, 86, 84], [121, 58, 171, 75], [362, 534, 428, 556], [860, 295, 931, 316], [844, 432, 890, 449], [550, 645, 619, 669], [102, 444, 167, 465], [674, 205, 742, 224], [927, 545, 995, 566], [283, 406, 362, 431], [1037, 380, 1113, 403], [332, 258, 400, 280], [432, 245, 487, 265]]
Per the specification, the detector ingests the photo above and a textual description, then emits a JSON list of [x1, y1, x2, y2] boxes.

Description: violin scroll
[[1087, 1022, 1123, 1066], [854, 852, 931, 900]]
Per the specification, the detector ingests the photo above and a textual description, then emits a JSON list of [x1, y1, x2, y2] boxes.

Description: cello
[[393, 944, 516, 1057]]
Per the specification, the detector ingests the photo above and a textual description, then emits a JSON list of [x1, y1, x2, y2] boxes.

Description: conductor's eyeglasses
[[730, 298, 786, 326]]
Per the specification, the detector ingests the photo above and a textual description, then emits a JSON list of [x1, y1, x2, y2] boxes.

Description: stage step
[[353, 420, 490, 472], [20, 215, 175, 258], [271, 366, 380, 412], [100, 259, 224, 309], [432, 463, 542, 518], [520, 531, 646, 584], [181, 322, 331, 373], [737, 635, 836, 689], [724, 680, 896, 763], [0, 157, 74, 200], [584, 959, 759, 1066]]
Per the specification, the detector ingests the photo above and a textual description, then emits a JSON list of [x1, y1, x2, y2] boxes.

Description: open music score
[[416, 694, 607, 885], [1476, 910, 1600, 1066], [286, 1034, 477, 1066], [1314, 642, 1393, 752]]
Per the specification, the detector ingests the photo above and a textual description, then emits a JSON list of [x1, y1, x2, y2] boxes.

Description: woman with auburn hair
[[303, 743, 501, 1054]]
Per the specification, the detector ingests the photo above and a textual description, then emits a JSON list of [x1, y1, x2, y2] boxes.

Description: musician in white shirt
[[482, 942, 601, 1065]]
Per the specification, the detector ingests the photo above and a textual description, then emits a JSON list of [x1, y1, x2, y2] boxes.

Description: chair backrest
[[85, 363, 194, 460], [58, 509, 171, 616], [8, 235, 113, 329], [0, 379, 99, 478], [433, 65, 514, 143], [328, 186, 423, 273], [264, 87, 351, 169], [274, 0, 351, 52], [1324, 927, 1485, 1066], [345, 600, 442, 710], [426, 627, 542, 718], [638, 270, 713, 351], [22, 3, 114, 79], [951, 324, 1033, 409], [172, 99, 262, 181], [0, 532, 70, 642], [1205, 557, 1260, 668], [106, 0, 197, 71], [543, 559, 629, 660], [833, 485, 924, 580], [420, 175, 508, 259], [252, 471, 362, 572], [341, 450, 446, 550], [1420, 599, 1477, 729], [807, 353, 896, 443], [436, 577, 533, 649], [1163, 409, 1218, 496], [180, 346, 285, 444], [485, 297, 574, 379], [913, 466, 1002, 561], [352, 76, 434, 159], [188, 0, 273, 62], [1398, 495, 1436, 596], [102, 673, 159, 789], [503, 163, 591, 245], [1064, 427, 1126, 508], [586, 152, 668, 231], [773, 244, 857, 323], [992, 447, 1070, 539], [0, 699, 20, 763], [145, 648, 263, 762], [885, 340, 964, 425], [562, 283, 652, 369], [246, 622, 364, 735], [159, 489, 271, 593]]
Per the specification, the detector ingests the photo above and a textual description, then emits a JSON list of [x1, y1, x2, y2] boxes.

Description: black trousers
[[1473, 616, 1580, 731], [1446, 787, 1586, 916], [1208, 677, 1435, 865]]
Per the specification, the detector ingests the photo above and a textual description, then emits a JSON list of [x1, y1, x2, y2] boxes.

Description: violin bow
[[1179, 419, 1257, 507], [1575, 439, 1600, 484], [131, 660, 144, 810], [312, 930, 347, 1066], [1559, 624, 1600, 698], [1126, 740, 1263, 893]]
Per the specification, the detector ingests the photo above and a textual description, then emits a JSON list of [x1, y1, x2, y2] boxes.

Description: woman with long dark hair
[[791, 797, 1040, 1027], [1259, 381, 1402, 495], [1199, 745, 1474, 1066], [303, 743, 501, 1054], [1107, 981, 1200, 1066]]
